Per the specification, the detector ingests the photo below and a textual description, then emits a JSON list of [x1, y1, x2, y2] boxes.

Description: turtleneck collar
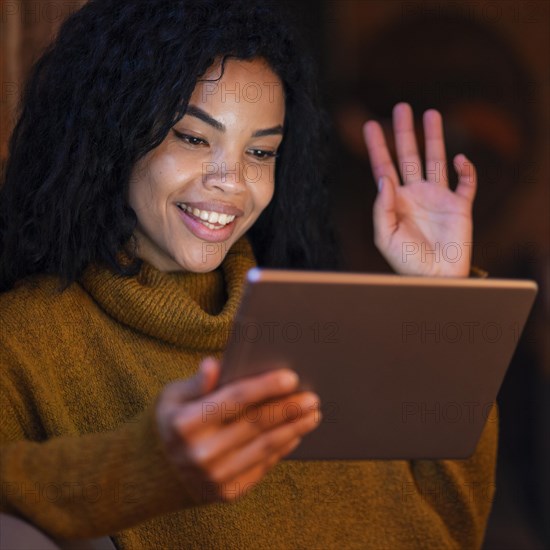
[[78, 235, 257, 350]]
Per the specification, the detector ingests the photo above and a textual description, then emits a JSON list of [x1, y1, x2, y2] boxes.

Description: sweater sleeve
[[0, 377, 195, 541]]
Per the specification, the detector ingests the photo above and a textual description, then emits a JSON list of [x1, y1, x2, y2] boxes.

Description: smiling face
[[127, 58, 285, 272]]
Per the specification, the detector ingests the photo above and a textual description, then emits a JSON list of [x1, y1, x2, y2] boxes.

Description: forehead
[[189, 58, 285, 117]]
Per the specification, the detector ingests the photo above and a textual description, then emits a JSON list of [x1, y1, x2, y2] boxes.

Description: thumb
[[196, 356, 221, 394], [162, 357, 220, 405], [187, 356, 220, 398], [373, 175, 398, 249]]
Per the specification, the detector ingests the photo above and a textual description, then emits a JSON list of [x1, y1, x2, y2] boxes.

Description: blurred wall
[[1, 0, 86, 172], [1, 0, 549, 548]]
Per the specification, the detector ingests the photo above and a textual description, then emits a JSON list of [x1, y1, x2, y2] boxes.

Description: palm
[[363, 103, 477, 277], [384, 181, 473, 276]]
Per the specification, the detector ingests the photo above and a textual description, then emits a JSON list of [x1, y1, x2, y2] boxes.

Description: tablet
[[219, 269, 537, 459]]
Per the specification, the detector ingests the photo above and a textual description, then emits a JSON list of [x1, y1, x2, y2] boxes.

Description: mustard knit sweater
[[0, 235, 498, 549]]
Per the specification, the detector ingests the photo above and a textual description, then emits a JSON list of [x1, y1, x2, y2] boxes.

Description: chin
[[194, 242, 229, 270], [173, 251, 224, 273], [186, 261, 222, 274]]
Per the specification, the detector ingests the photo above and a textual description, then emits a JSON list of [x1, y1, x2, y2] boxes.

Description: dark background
[[1, 1, 549, 548]]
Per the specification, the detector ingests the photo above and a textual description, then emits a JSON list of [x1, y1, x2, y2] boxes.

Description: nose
[[201, 154, 247, 194]]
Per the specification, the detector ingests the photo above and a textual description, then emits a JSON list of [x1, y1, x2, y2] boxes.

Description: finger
[[454, 154, 477, 202], [204, 409, 319, 486], [393, 102, 423, 184], [188, 392, 320, 464], [363, 120, 401, 187], [372, 174, 398, 251], [423, 109, 449, 186], [203, 436, 301, 503], [174, 367, 299, 435]]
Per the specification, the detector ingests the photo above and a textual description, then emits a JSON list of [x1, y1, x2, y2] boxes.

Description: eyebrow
[[184, 105, 284, 138]]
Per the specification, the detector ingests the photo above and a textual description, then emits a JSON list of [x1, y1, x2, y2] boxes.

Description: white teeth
[[201, 220, 224, 230], [177, 203, 236, 227]]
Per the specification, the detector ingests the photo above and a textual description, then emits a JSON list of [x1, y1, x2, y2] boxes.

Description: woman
[[0, 0, 496, 548]]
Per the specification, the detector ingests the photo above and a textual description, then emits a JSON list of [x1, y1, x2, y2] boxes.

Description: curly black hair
[[0, 0, 342, 292]]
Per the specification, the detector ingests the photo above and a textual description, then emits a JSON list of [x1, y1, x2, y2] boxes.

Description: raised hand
[[156, 357, 321, 503], [363, 103, 477, 277]]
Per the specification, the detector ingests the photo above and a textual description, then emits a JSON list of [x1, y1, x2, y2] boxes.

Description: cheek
[[130, 156, 179, 212], [128, 175, 156, 216]]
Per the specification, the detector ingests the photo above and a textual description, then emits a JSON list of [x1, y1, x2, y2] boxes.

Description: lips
[[175, 203, 238, 243]]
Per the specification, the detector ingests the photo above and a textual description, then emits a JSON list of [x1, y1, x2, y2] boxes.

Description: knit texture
[[0, 234, 498, 549]]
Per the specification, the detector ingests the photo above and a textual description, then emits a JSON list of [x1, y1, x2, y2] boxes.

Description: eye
[[173, 130, 208, 147], [248, 148, 279, 160]]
